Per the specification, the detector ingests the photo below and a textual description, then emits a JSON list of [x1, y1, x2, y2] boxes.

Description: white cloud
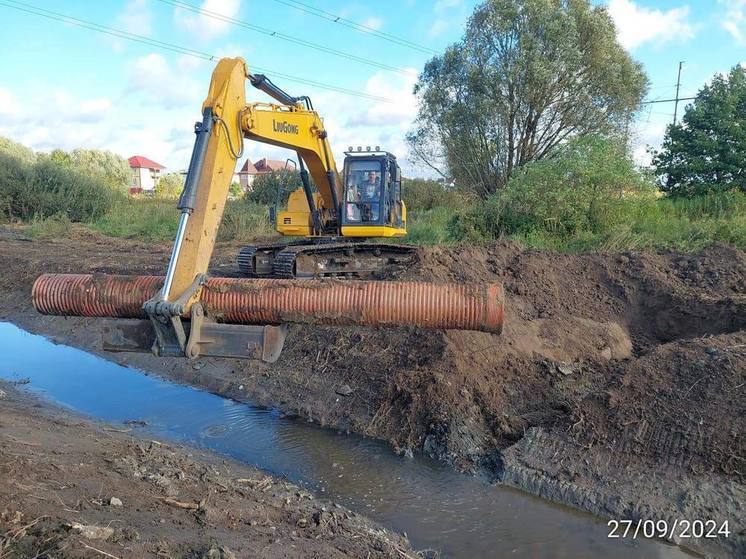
[[126, 53, 202, 109], [607, 0, 694, 49], [719, 0, 746, 44], [631, 119, 667, 166], [361, 16, 384, 31], [118, 0, 152, 35], [0, 88, 19, 117], [0, 52, 217, 171], [346, 69, 418, 127], [174, 0, 241, 41], [109, 0, 152, 52], [0, 88, 115, 154], [429, 0, 465, 38]]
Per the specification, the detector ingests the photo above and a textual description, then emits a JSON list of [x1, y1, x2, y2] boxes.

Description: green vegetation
[[408, 0, 648, 197], [27, 214, 73, 239], [653, 65, 746, 197], [246, 169, 304, 205], [90, 198, 179, 240], [89, 198, 275, 243], [401, 178, 465, 211], [1, 128, 740, 253], [0, 149, 119, 222], [154, 172, 185, 199], [448, 136, 653, 241], [399, 136, 745, 252], [49, 148, 130, 193]]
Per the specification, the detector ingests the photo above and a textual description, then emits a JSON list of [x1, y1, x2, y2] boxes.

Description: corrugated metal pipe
[[32, 274, 504, 334]]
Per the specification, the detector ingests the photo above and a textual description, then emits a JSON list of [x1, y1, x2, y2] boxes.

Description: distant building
[[236, 158, 288, 191], [128, 155, 165, 193]]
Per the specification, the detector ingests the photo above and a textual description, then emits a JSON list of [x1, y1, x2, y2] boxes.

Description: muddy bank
[[0, 382, 415, 558], [0, 228, 743, 557]]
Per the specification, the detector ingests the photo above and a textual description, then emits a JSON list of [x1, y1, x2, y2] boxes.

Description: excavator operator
[[361, 170, 381, 221]]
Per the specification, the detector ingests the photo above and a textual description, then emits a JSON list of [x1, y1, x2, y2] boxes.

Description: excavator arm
[[163, 57, 341, 303]]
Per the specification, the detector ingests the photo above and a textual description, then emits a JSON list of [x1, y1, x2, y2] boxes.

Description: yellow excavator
[[31, 58, 504, 362], [226, 61, 414, 278]]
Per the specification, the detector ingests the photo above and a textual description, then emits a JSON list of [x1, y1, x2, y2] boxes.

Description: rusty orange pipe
[[32, 274, 504, 334]]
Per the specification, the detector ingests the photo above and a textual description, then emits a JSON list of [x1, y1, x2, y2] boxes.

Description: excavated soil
[[0, 226, 744, 557]]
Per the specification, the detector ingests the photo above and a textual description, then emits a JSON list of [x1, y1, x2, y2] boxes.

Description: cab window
[[345, 160, 383, 224]]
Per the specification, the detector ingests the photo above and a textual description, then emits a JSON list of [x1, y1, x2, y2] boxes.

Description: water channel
[[0, 322, 693, 558]]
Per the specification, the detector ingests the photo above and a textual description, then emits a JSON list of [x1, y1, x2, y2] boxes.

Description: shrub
[[497, 136, 654, 235], [155, 172, 185, 199], [217, 202, 276, 242], [246, 170, 304, 205], [0, 136, 36, 163], [58, 148, 131, 193], [401, 178, 464, 211], [446, 196, 503, 243], [0, 152, 118, 222], [447, 136, 654, 242]]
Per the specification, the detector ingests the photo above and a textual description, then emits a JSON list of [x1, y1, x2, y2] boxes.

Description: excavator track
[[237, 241, 416, 279]]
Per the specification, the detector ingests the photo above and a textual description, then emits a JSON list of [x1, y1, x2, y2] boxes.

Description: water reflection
[[0, 322, 692, 558]]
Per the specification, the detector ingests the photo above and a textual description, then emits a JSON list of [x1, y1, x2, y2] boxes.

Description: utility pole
[[673, 61, 684, 126]]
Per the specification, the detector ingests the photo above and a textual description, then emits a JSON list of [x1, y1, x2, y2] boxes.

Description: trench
[[0, 322, 693, 559]]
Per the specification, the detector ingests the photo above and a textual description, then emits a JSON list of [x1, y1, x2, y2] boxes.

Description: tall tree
[[408, 0, 648, 197], [653, 65, 746, 197]]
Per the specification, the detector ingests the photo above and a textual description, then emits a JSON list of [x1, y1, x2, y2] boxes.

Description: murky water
[[0, 322, 693, 558]]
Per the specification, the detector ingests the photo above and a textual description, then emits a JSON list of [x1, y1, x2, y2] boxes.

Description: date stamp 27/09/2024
[[607, 519, 731, 540]]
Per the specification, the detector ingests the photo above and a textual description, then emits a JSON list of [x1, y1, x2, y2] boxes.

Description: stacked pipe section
[[32, 274, 504, 334]]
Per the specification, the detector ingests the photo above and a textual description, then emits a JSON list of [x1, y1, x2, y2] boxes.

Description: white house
[[128, 155, 165, 193]]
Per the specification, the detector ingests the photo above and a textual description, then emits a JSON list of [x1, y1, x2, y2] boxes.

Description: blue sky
[[0, 0, 743, 176]]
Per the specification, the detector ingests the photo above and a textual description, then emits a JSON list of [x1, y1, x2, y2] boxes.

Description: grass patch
[[403, 207, 454, 245], [90, 198, 178, 240], [217, 202, 276, 242], [27, 214, 73, 239], [50, 190, 746, 254], [501, 192, 746, 252], [89, 198, 278, 243]]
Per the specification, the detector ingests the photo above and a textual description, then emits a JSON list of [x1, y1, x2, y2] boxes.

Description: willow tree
[[408, 0, 648, 197]]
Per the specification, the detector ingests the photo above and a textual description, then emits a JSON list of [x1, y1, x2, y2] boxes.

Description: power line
[[0, 0, 394, 103], [155, 0, 415, 76], [270, 0, 436, 55], [641, 97, 695, 105]]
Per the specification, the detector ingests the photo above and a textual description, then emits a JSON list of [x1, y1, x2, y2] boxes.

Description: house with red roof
[[128, 155, 165, 194], [236, 157, 288, 191]]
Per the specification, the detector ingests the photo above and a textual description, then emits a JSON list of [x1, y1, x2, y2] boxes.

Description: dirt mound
[[277, 241, 745, 477], [573, 332, 745, 479]]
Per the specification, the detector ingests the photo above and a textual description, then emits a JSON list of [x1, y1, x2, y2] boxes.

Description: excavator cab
[[340, 148, 406, 238]]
